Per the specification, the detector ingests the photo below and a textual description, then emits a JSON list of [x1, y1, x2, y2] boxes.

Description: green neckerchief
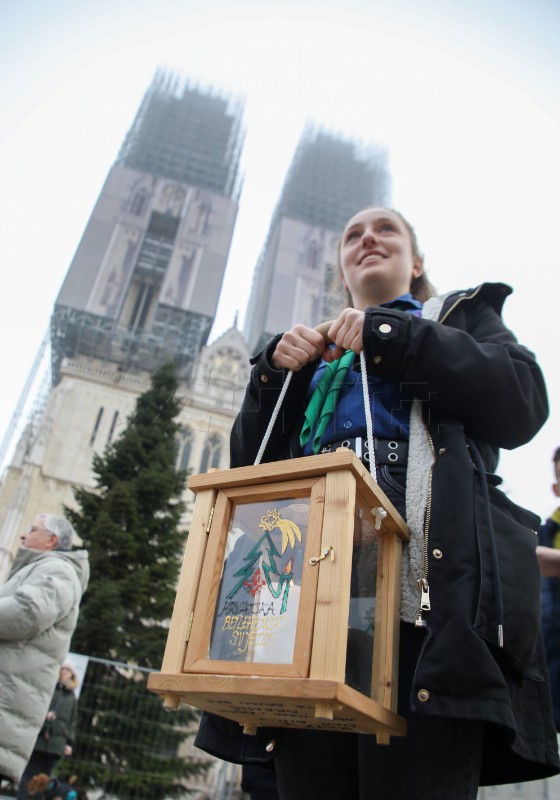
[[299, 350, 355, 455]]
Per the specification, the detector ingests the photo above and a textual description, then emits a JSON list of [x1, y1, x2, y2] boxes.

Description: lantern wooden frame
[[148, 449, 409, 743]]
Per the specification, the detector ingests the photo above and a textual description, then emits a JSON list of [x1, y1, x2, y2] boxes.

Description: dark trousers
[[273, 464, 485, 800], [17, 752, 59, 800], [541, 581, 560, 731], [241, 764, 280, 800], [274, 623, 484, 800]]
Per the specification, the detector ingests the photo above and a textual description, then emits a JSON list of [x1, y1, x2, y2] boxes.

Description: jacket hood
[[11, 547, 90, 593], [58, 674, 79, 692], [439, 282, 513, 319]]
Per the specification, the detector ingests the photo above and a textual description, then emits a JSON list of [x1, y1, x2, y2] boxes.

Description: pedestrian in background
[[17, 660, 79, 800], [537, 446, 560, 731], [0, 514, 89, 789]]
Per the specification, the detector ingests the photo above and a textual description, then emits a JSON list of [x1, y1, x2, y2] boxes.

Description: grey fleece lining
[[400, 295, 444, 623]]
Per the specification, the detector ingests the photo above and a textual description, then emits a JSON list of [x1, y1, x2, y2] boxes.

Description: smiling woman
[[271, 207, 432, 369], [195, 203, 559, 800], [338, 209, 425, 310]]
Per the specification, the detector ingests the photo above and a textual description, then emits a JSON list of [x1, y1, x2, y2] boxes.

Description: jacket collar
[[9, 546, 90, 592], [439, 282, 512, 323]]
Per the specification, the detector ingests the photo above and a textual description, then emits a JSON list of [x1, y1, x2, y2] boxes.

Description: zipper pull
[[417, 578, 431, 611]]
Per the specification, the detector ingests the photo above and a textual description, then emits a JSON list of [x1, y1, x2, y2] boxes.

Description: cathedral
[[0, 70, 388, 585]]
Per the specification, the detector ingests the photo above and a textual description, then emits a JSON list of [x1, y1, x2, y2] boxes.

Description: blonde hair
[[336, 207, 435, 306]]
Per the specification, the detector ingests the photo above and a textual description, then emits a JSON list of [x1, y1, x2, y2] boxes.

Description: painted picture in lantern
[[209, 499, 309, 664]]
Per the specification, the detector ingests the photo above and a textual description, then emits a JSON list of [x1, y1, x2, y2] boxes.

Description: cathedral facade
[[0, 326, 251, 581]]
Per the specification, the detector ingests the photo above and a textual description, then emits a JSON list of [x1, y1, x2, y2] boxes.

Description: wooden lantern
[[147, 449, 409, 743]]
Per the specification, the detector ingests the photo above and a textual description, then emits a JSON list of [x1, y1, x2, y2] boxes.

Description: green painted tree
[[65, 362, 208, 799]]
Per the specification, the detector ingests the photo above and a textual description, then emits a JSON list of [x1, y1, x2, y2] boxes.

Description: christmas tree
[[66, 362, 207, 799]]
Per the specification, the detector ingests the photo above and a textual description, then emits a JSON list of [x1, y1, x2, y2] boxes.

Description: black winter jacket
[[195, 283, 560, 785]]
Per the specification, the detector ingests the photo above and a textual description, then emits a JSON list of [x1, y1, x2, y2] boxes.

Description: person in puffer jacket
[[0, 514, 89, 788]]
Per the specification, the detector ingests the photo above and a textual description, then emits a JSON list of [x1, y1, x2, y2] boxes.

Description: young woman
[[195, 207, 559, 799], [17, 660, 78, 800]]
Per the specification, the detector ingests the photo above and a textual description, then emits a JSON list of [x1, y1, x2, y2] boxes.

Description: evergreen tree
[[65, 362, 208, 799]]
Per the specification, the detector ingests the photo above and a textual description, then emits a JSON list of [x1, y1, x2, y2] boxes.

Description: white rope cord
[[253, 370, 294, 465], [254, 349, 377, 478], [360, 350, 377, 481]]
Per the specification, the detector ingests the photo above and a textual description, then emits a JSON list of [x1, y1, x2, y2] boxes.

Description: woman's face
[[339, 208, 423, 309]]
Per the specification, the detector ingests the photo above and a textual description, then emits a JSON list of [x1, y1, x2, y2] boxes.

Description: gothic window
[[200, 433, 222, 473], [162, 184, 186, 216], [107, 411, 119, 445], [189, 192, 212, 236], [130, 189, 148, 216], [306, 239, 320, 270], [120, 212, 179, 331], [90, 407, 104, 446], [177, 427, 194, 471]]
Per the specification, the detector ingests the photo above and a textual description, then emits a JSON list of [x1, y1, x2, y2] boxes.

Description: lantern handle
[[253, 322, 377, 481], [314, 319, 335, 343], [253, 320, 333, 466]]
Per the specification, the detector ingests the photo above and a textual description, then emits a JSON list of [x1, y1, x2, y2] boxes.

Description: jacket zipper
[[412, 291, 481, 627], [415, 430, 435, 628]]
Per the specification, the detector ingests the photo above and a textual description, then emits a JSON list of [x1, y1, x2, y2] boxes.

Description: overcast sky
[[1, 0, 559, 516]]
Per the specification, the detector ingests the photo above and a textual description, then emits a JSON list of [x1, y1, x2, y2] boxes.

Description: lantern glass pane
[[208, 496, 310, 664], [346, 503, 380, 696]]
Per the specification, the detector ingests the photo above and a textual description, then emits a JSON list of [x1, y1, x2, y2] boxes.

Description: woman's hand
[[271, 324, 328, 370], [327, 309, 365, 358]]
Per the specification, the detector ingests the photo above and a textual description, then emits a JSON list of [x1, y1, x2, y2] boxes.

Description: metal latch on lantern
[[309, 546, 334, 566], [372, 506, 388, 530]]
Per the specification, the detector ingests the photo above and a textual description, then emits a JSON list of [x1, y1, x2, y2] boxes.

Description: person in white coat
[[0, 514, 89, 787]]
